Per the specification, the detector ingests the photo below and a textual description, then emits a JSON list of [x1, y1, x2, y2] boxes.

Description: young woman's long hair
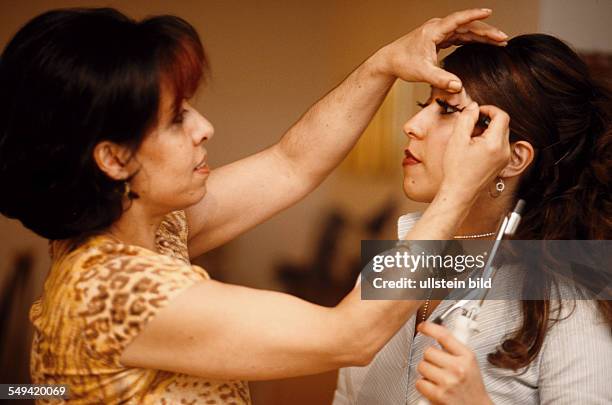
[[443, 34, 611, 371]]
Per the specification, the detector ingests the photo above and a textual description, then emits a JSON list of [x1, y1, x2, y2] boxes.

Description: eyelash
[[416, 98, 465, 115]]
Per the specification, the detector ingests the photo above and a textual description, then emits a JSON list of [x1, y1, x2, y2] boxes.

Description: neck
[[106, 200, 166, 252], [455, 192, 511, 239]]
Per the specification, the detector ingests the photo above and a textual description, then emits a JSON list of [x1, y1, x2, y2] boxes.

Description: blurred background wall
[[0, 0, 609, 404]]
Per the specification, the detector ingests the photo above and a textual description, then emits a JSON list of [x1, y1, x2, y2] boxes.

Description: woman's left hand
[[415, 322, 493, 405]]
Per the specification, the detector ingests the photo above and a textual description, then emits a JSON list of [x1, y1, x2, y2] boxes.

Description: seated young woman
[[334, 33, 612, 405]]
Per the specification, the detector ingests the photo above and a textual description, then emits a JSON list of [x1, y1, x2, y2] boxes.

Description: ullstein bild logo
[[371, 276, 492, 290]]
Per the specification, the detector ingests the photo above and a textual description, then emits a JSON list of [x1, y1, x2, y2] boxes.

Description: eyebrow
[[430, 88, 466, 104]]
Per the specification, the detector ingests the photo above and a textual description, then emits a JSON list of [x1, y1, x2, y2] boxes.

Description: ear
[[93, 141, 134, 180], [500, 140, 534, 178]]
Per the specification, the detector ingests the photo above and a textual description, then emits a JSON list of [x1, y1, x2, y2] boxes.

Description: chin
[[402, 177, 435, 203], [175, 185, 208, 210], [191, 184, 208, 204]]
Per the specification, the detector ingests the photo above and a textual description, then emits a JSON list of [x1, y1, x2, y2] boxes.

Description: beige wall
[[540, 0, 612, 52]]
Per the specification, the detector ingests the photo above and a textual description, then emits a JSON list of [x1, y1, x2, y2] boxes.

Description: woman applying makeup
[[334, 34, 612, 405], [0, 7, 511, 404]]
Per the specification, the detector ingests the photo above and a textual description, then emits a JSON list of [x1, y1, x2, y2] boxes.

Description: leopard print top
[[29, 210, 251, 404]]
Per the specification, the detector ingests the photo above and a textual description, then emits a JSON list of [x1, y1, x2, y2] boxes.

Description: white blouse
[[334, 213, 612, 405]]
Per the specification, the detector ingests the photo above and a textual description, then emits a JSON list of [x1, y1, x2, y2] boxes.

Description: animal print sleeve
[[76, 245, 208, 369]]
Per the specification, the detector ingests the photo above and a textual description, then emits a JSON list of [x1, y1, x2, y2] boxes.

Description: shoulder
[[545, 299, 609, 340], [33, 212, 209, 370], [537, 300, 611, 403], [73, 234, 208, 296], [60, 210, 206, 303], [539, 299, 611, 370], [71, 237, 208, 366]]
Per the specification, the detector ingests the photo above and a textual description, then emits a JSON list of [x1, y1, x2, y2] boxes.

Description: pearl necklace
[[453, 231, 496, 239], [421, 290, 433, 323]]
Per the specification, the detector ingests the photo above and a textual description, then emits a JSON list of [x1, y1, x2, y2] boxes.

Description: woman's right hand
[[373, 9, 508, 92], [440, 102, 511, 202]]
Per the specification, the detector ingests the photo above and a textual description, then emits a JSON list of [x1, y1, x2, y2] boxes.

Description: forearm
[[185, 53, 395, 253], [127, 188, 476, 379], [276, 51, 394, 184], [330, 283, 422, 365], [276, 8, 507, 186], [330, 188, 477, 363]]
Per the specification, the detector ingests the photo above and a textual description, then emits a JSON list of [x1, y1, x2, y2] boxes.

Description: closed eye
[[435, 98, 465, 115]]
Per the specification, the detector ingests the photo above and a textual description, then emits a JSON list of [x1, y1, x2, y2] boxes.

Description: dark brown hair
[[444, 34, 611, 371], [0, 8, 207, 240]]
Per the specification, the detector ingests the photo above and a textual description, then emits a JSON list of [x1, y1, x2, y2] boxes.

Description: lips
[[194, 155, 209, 172], [403, 149, 421, 166]]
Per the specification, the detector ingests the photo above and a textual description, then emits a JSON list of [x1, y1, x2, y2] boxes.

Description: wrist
[[437, 182, 479, 207], [366, 46, 395, 79], [429, 183, 478, 228]]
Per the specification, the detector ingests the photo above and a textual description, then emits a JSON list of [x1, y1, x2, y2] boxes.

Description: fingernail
[[498, 30, 508, 38], [448, 80, 462, 92], [481, 8, 492, 13]]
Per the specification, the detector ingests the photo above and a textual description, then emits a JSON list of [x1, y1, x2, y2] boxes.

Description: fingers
[[442, 32, 508, 48], [417, 360, 449, 385], [478, 105, 511, 147], [417, 9, 507, 92], [435, 10, 508, 51], [415, 378, 443, 404], [439, 21, 508, 49], [456, 20, 508, 42], [437, 8, 494, 35], [422, 65, 462, 92], [478, 105, 509, 126], [417, 321, 471, 356], [450, 101, 480, 141], [423, 345, 457, 369]]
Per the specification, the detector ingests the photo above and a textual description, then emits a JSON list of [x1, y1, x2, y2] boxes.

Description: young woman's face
[[401, 87, 474, 202], [128, 89, 214, 214]]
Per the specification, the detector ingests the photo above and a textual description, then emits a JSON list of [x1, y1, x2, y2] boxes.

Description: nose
[[402, 110, 427, 141], [191, 109, 215, 145]]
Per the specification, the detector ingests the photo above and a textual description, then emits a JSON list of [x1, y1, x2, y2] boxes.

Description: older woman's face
[[129, 89, 214, 214], [401, 87, 474, 202]]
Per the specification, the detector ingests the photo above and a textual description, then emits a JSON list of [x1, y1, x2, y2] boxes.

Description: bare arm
[[185, 58, 393, 255], [119, 9, 512, 381], [121, 187, 475, 380], [185, 9, 508, 257], [120, 102, 512, 380]]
